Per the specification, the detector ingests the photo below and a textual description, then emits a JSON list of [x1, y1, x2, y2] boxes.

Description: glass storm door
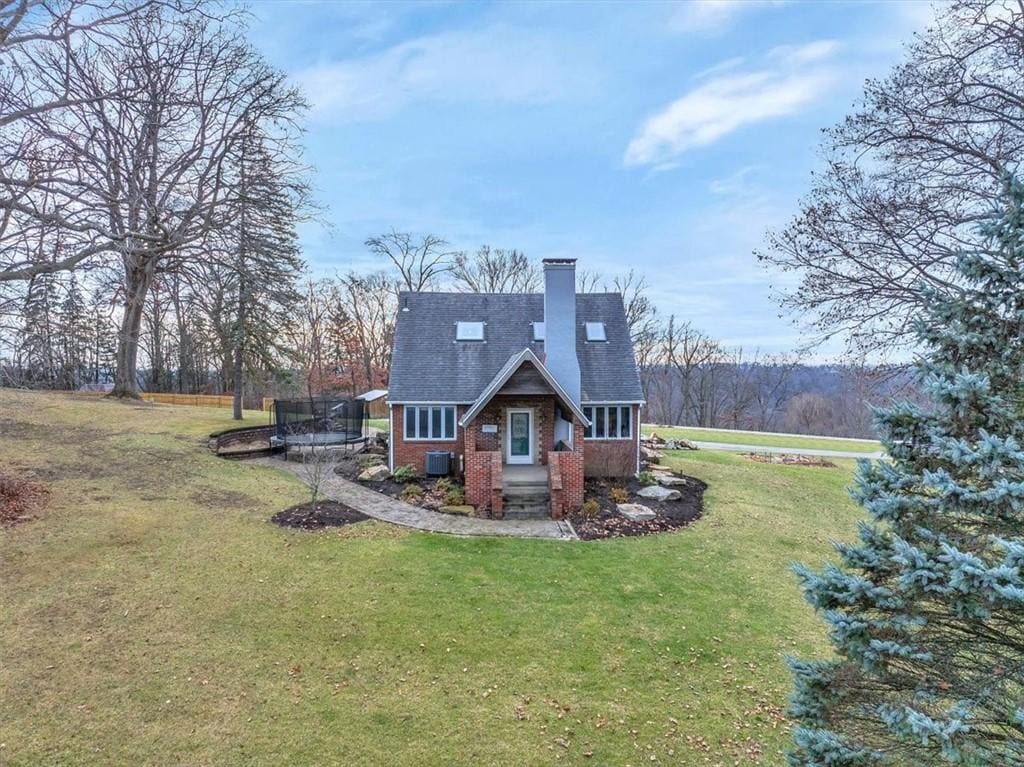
[[507, 409, 533, 464]]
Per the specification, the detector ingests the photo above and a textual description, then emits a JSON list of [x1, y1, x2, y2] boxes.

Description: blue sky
[[248, 0, 935, 359]]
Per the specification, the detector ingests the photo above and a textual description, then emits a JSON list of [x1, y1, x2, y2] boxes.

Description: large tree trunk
[[110, 260, 153, 398]]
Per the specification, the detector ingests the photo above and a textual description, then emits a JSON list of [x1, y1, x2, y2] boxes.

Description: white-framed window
[[585, 322, 607, 342], [404, 405, 457, 440], [532, 321, 545, 341], [456, 321, 485, 341], [582, 405, 632, 440]]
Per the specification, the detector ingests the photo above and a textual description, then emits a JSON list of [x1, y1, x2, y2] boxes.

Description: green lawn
[[0, 390, 863, 766], [643, 424, 882, 454], [368, 417, 390, 432]]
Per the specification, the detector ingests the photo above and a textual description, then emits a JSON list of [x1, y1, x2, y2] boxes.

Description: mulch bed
[[568, 475, 706, 541], [0, 472, 50, 528], [333, 452, 707, 537], [334, 454, 463, 511], [272, 500, 369, 530], [744, 453, 837, 468]]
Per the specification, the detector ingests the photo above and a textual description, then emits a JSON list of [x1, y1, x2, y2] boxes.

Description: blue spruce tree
[[787, 176, 1024, 766]]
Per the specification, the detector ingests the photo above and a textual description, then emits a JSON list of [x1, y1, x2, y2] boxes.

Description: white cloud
[[294, 27, 594, 123], [669, 0, 749, 33], [623, 40, 839, 167], [669, 0, 786, 34]]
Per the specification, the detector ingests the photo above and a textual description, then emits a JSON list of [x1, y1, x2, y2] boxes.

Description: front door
[[506, 409, 533, 464]]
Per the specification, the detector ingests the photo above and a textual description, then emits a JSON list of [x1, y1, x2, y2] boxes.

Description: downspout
[[388, 402, 394, 472], [635, 405, 641, 476]]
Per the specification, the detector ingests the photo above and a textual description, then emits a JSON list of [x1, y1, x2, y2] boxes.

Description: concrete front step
[[503, 489, 549, 502], [503, 505, 552, 520], [505, 479, 552, 491]]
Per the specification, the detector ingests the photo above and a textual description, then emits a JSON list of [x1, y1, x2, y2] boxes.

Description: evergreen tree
[[787, 176, 1024, 766], [19, 271, 60, 386], [221, 118, 307, 418], [85, 288, 118, 385], [56, 274, 89, 388]]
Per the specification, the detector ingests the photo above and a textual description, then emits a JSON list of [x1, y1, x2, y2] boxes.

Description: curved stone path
[[250, 458, 577, 540]]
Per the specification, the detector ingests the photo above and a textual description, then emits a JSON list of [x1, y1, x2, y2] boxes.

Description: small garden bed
[[272, 499, 369, 530], [569, 474, 705, 541], [334, 454, 470, 515]]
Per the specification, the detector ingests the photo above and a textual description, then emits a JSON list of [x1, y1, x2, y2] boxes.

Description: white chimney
[[542, 258, 581, 405]]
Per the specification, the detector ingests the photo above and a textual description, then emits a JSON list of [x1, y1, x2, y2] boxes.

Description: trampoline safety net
[[273, 398, 369, 452]]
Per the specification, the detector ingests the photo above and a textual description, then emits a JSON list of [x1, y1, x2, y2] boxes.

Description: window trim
[[583, 405, 633, 440], [404, 405, 458, 441]]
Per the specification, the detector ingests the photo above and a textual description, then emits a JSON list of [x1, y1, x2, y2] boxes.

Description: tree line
[[0, 218, 910, 437]]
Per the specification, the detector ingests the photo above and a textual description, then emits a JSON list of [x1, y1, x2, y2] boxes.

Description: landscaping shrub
[[392, 464, 419, 483], [434, 477, 454, 494], [444, 486, 465, 506], [581, 498, 600, 519], [637, 471, 657, 486], [399, 483, 423, 502], [609, 486, 629, 504]]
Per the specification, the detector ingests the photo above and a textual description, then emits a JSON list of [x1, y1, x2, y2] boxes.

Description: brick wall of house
[[549, 419, 585, 516], [564, 420, 586, 508], [464, 445, 493, 509], [583, 404, 640, 477], [390, 405, 466, 475]]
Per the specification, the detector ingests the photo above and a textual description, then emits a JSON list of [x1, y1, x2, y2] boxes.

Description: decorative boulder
[[357, 464, 390, 482], [656, 474, 688, 487], [640, 446, 663, 464], [637, 485, 682, 502], [617, 503, 656, 521]]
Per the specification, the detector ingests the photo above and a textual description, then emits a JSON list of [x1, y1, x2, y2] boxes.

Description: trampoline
[[272, 397, 369, 457], [281, 431, 364, 447]]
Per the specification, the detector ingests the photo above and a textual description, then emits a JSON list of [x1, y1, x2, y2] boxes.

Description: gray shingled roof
[[388, 292, 644, 403]]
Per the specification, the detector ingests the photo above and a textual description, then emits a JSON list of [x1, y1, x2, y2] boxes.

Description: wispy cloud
[[624, 40, 839, 167], [295, 27, 595, 123], [669, 0, 788, 34], [669, 0, 752, 34]]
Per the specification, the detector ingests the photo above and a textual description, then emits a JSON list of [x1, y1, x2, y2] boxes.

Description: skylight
[[456, 321, 485, 341], [532, 321, 545, 342], [585, 322, 607, 342]]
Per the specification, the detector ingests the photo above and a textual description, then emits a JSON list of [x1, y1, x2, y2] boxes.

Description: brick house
[[387, 258, 644, 520]]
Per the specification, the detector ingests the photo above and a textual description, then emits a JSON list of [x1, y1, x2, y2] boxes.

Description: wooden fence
[[68, 389, 269, 411], [138, 392, 240, 409]]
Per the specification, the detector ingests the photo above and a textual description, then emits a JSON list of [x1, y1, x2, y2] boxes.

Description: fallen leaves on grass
[[0, 472, 49, 527]]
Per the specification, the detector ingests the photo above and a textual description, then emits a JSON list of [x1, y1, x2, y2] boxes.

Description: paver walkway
[[251, 458, 577, 540]]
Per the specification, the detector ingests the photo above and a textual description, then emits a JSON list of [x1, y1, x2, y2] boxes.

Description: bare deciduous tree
[[759, 0, 1024, 355], [365, 230, 453, 293], [450, 246, 540, 293]]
